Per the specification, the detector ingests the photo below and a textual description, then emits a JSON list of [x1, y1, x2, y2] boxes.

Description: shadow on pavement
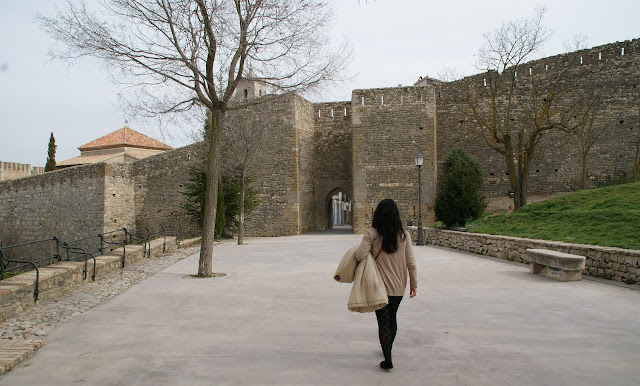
[[305, 224, 354, 235]]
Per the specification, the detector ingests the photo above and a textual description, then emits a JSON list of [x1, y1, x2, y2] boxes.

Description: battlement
[[351, 85, 438, 109], [445, 38, 640, 92], [0, 160, 43, 181], [1, 161, 31, 172], [313, 101, 351, 120]]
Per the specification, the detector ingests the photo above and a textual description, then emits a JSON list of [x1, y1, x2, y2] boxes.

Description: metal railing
[[124, 227, 151, 258], [0, 237, 62, 302], [0, 223, 186, 305], [58, 240, 96, 281], [100, 229, 127, 268]]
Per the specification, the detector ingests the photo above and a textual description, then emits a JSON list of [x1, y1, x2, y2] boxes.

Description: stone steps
[[0, 237, 178, 323], [0, 339, 43, 374], [0, 237, 203, 376]]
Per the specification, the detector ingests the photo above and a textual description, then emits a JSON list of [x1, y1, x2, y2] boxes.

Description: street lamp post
[[414, 154, 424, 246]]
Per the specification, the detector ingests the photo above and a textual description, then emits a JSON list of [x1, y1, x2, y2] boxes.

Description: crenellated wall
[[0, 161, 44, 181], [312, 101, 353, 229], [234, 94, 307, 236], [351, 86, 438, 233], [1, 38, 639, 243], [436, 39, 640, 198]]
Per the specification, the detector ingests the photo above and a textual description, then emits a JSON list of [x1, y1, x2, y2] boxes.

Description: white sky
[[1, 0, 639, 167]]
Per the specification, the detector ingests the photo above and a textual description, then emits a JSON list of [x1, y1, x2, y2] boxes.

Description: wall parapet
[[0, 161, 44, 181], [410, 227, 640, 283]]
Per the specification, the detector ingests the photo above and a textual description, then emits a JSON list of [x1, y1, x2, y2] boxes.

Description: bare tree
[[462, 8, 596, 209], [436, 65, 460, 83], [633, 108, 640, 182], [221, 111, 267, 245], [563, 33, 589, 52], [38, 0, 349, 276], [575, 108, 606, 189]]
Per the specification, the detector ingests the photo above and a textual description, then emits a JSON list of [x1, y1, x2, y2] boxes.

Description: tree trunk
[[633, 142, 640, 182], [514, 176, 527, 210], [504, 144, 523, 210], [581, 154, 587, 189], [198, 109, 224, 277], [238, 169, 245, 245]]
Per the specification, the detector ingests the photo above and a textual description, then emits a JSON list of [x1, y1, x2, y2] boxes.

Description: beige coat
[[334, 245, 388, 313], [355, 228, 418, 296]]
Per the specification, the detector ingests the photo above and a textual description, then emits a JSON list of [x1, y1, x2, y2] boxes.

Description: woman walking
[[355, 198, 418, 370]]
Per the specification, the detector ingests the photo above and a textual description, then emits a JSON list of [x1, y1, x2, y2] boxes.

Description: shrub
[[180, 167, 259, 239], [434, 148, 486, 228]]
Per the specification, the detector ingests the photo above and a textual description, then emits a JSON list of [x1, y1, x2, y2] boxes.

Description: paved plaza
[[1, 229, 639, 385]]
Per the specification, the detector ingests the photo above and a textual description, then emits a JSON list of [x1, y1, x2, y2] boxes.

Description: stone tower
[[234, 69, 267, 100]]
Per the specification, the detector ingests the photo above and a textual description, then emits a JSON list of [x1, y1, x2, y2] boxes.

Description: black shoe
[[380, 360, 393, 370]]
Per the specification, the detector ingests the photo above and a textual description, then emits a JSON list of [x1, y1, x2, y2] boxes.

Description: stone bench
[[526, 248, 586, 282]]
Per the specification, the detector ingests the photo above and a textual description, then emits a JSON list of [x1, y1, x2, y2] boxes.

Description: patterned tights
[[375, 296, 403, 364]]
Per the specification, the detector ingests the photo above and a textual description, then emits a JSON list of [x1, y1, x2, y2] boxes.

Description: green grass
[[0, 271, 23, 279], [467, 181, 640, 250]]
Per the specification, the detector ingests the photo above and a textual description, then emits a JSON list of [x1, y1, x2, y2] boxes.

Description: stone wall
[[0, 145, 201, 259], [1, 38, 639, 244], [103, 163, 136, 235], [294, 96, 317, 234], [0, 164, 107, 260], [436, 39, 640, 199], [312, 101, 353, 229], [352, 86, 438, 233], [132, 142, 205, 238], [240, 94, 304, 236], [0, 161, 42, 181], [416, 228, 640, 283]]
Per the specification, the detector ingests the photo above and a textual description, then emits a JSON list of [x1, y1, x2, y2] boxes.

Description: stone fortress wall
[[232, 95, 316, 236], [132, 141, 206, 236], [312, 101, 353, 229], [0, 161, 43, 182], [1, 38, 639, 247], [351, 86, 438, 232], [437, 39, 640, 198], [0, 164, 110, 248]]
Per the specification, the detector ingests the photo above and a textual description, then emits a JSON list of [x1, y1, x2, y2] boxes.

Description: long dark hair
[[372, 199, 406, 254]]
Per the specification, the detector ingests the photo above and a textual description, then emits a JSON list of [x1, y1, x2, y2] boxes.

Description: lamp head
[[414, 153, 424, 166]]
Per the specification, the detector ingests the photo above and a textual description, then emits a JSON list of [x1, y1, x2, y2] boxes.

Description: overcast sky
[[1, 0, 639, 167]]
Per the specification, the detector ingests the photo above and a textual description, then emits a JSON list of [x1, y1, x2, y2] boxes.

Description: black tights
[[375, 296, 403, 364]]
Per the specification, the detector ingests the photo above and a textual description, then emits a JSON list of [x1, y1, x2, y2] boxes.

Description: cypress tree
[[44, 132, 57, 172]]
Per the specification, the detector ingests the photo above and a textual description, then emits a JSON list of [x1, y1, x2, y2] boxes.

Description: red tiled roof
[[78, 126, 173, 151]]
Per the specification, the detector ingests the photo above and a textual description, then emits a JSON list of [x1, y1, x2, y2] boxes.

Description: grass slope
[[468, 181, 640, 250]]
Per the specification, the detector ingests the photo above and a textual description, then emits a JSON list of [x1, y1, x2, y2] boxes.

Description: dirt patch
[[183, 272, 227, 279], [485, 192, 569, 213]]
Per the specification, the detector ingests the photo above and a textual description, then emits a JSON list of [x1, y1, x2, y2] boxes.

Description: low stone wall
[[0, 237, 178, 323], [410, 227, 640, 283]]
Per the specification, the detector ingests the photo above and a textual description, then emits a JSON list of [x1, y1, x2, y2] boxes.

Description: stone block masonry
[[1, 38, 639, 241], [0, 163, 109, 253], [230, 94, 308, 236], [133, 141, 206, 238], [436, 39, 640, 198], [413, 228, 640, 283], [313, 101, 353, 230], [0, 161, 43, 182], [352, 86, 437, 233]]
